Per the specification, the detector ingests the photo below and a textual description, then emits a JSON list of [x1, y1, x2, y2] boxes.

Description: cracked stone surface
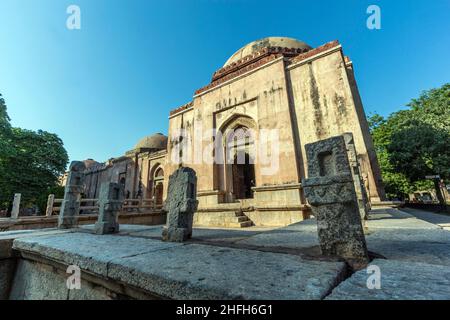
[[327, 259, 450, 300], [4, 207, 450, 300], [13, 232, 181, 276], [107, 243, 346, 299], [11, 230, 346, 300]]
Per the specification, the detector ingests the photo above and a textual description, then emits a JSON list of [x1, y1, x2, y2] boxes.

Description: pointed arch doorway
[[232, 152, 255, 200], [218, 116, 257, 203]]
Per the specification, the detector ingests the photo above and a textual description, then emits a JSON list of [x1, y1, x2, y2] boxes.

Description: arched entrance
[[218, 117, 257, 202], [153, 167, 164, 205], [232, 153, 255, 199], [149, 166, 164, 206]]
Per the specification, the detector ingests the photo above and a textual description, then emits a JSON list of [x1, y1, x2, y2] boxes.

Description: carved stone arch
[[218, 114, 257, 147], [216, 114, 258, 202], [218, 113, 257, 133], [148, 162, 165, 206]]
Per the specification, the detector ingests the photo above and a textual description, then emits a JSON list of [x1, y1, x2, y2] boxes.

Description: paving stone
[[367, 208, 438, 230], [13, 232, 181, 276], [366, 228, 450, 266], [107, 243, 346, 300], [236, 220, 319, 249], [327, 259, 450, 300]]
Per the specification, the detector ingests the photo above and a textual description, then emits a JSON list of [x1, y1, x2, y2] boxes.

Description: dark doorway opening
[[232, 153, 255, 199]]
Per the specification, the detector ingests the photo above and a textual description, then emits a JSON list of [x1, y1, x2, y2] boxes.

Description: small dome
[[134, 133, 168, 150], [224, 36, 311, 67]]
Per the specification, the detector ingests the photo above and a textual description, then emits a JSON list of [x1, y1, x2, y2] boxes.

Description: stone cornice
[[212, 46, 308, 82], [194, 47, 307, 96], [287, 40, 341, 68], [169, 101, 193, 117], [168, 40, 342, 117]]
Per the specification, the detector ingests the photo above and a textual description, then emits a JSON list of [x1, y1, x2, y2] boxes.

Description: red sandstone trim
[[194, 41, 340, 96], [194, 53, 283, 95], [289, 40, 340, 65], [169, 101, 193, 116], [169, 40, 342, 115], [212, 46, 308, 82]]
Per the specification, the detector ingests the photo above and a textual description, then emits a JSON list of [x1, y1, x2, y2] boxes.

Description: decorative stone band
[[169, 41, 342, 116], [193, 40, 341, 97], [194, 53, 283, 96], [255, 205, 310, 212], [252, 183, 302, 192], [197, 190, 226, 197], [289, 40, 340, 65], [303, 180, 356, 206], [169, 101, 194, 117], [211, 46, 308, 82]]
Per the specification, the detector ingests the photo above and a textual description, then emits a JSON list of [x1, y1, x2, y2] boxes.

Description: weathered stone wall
[[288, 48, 384, 201], [84, 151, 167, 201], [168, 58, 303, 209]]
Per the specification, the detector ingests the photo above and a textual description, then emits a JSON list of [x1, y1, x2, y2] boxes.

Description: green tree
[[369, 83, 450, 203], [0, 93, 69, 213], [0, 94, 13, 208]]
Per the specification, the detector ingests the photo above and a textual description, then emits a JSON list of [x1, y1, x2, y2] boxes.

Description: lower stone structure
[[58, 161, 86, 229], [162, 167, 198, 242], [95, 183, 124, 235], [343, 133, 370, 221], [66, 36, 386, 228], [302, 135, 369, 267]]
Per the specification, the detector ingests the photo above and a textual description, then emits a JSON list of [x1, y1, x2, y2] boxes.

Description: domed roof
[[224, 37, 311, 67], [134, 133, 168, 150]]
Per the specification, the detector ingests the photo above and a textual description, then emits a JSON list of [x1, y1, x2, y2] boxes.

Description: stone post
[[45, 194, 55, 217], [58, 161, 86, 229], [343, 133, 370, 222], [162, 167, 198, 242], [95, 182, 124, 234], [11, 193, 21, 219], [302, 135, 369, 268]]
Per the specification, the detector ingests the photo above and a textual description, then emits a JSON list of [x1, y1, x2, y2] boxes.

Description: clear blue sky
[[0, 0, 449, 165]]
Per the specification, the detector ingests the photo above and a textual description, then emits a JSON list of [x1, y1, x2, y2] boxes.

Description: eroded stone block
[[162, 167, 198, 242], [95, 182, 124, 235], [302, 135, 369, 267], [58, 161, 86, 229]]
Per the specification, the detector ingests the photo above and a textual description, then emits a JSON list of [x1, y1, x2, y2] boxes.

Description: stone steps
[[194, 210, 253, 228]]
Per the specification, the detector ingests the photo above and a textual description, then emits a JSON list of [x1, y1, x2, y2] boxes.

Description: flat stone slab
[[128, 225, 268, 244], [235, 220, 319, 250], [13, 232, 181, 276], [11, 231, 346, 300], [78, 224, 158, 235], [0, 228, 72, 241], [327, 259, 450, 300], [368, 208, 439, 230], [400, 208, 450, 230], [107, 243, 346, 299], [366, 228, 450, 266]]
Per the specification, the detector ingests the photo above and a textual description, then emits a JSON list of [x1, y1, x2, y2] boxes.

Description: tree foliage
[[369, 83, 450, 200], [0, 94, 69, 212]]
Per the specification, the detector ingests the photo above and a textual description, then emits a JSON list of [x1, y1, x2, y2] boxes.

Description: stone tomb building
[[80, 37, 385, 227]]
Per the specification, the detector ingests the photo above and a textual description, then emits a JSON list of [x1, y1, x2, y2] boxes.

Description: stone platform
[[1, 208, 450, 300]]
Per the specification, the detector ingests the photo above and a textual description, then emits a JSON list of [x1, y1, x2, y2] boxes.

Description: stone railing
[[2, 193, 163, 220], [48, 195, 163, 216]]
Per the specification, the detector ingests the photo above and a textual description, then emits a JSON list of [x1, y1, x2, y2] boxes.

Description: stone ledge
[[11, 231, 347, 300], [252, 183, 302, 192], [326, 259, 450, 300]]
